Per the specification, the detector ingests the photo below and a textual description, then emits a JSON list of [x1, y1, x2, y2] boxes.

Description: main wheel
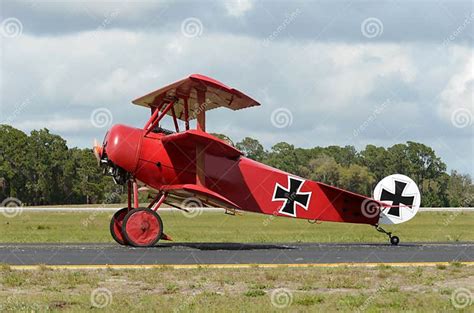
[[110, 208, 130, 245], [390, 236, 400, 246], [122, 208, 163, 247]]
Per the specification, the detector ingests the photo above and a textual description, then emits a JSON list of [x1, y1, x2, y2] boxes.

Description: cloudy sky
[[0, 0, 473, 176]]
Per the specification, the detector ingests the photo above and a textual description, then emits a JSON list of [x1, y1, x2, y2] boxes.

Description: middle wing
[[161, 130, 242, 159], [160, 183, 242, 211]]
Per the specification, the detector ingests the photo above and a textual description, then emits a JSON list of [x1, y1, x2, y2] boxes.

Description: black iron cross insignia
[[380, 180, 414, 217], [272, 176, 311, 217]]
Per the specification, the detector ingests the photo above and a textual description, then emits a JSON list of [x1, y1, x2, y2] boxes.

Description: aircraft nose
[[105, 124, 143, 174]]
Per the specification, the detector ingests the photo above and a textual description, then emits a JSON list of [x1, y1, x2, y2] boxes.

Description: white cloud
[[1, 31, 422, 114], [18, 0, 165, 19], [438, 49, 474, 124], [1, 29, 472, 175], [223, 0, 254, 17], [14, 117, 91, 134]]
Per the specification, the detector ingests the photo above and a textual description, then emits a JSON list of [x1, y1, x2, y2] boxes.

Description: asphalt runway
[[0, 242, 473, 266]]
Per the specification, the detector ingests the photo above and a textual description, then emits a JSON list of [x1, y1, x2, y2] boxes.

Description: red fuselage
[[103, 124, 380, 225]]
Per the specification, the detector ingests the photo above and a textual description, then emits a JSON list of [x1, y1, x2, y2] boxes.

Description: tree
[[264, 142, 299, 174], [386, 142, 446, 186], [422, 173, 450, 207], [360, 145, 391, 182], [447, 171, 474, 207], [236, 137, 265, 161], [323, 145, 359, 167], [0, 125, 30, 202], [386, 143, 414, 177], [68, 148, 103, 204], [339, 164, 376, 195], [0, 125, 121, 205], [26, 129, 69, 205], [306, 155, 342, 187], [210, 133, 234, 146], [405, 141, 446, 183], [1, 124, 472, 207]]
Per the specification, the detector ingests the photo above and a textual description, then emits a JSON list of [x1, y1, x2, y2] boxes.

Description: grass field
[[0, 210, 473, 312], [0, 210, 473, 243], [0, 264, 473, 312]]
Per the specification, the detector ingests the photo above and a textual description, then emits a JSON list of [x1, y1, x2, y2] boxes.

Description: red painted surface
[[101, 74, 388, 228], [133, 181, 139, 209], [123, 210, 161, 246], [111, 208, 128, 244], [104, 124, 384, 225]]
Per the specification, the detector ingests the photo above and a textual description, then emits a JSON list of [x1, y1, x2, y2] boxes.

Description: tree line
[[0, 125, 472, 207], [0, 125, 120, 205]]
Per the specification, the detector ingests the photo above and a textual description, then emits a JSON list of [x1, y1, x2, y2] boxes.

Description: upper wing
[[161, 129, 242, 159], [132, 74, 260, 120]]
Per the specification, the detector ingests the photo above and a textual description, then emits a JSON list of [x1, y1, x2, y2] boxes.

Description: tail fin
[[373, 174, 421, 225]]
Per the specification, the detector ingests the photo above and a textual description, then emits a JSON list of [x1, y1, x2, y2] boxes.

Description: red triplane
[[94, 74, 421, 247]]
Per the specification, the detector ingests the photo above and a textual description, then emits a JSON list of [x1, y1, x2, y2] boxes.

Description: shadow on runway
[[155, 242, 295, 250], [1, 242, 467, 250]]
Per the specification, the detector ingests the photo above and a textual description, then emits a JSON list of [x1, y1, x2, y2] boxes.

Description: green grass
[[0, 211, 472, 312], [0, 211, 473, 243], [0, 265, 472, 312]]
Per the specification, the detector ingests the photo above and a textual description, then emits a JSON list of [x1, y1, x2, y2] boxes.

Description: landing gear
[[390, 236, 400, 246], [109, 207, 129, 245], [108, 181, 170, 247], [375, 224, 400, 246], [122, 208, 163, 247]]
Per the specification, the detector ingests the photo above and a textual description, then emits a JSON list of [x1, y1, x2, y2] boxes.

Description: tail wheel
[[122, 208, 163, 247], [110, 208, 130, 245], [390, 236, 400, 246]]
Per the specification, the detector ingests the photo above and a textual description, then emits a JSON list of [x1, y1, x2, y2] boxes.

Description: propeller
[[93, 138, 103, 165]]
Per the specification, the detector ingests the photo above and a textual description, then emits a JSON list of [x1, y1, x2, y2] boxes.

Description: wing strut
[[196, 88, 206, 186], [144, 99, 177, 135]]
